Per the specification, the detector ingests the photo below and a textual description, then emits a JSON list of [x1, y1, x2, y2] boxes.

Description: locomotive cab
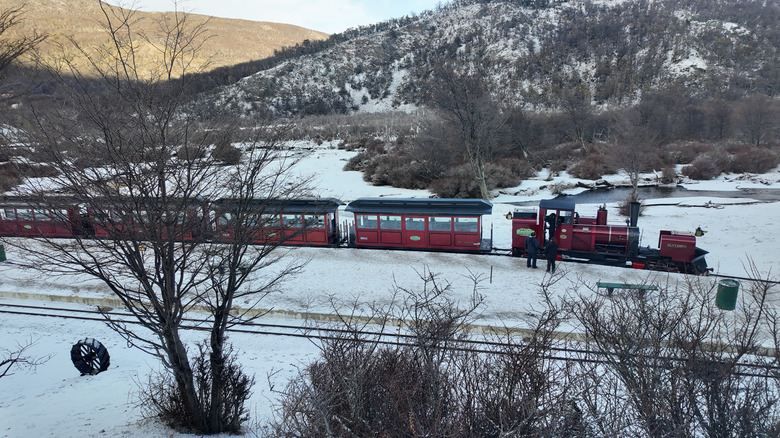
[[510, 200, 577, 256], [539, 200, 577, 251]]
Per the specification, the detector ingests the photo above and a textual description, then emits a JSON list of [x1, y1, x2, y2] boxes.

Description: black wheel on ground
[[70, 338, 110, 375]]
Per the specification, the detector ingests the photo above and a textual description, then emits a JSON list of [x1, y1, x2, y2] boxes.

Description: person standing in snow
[[525, 231, 540, 268], [545, 238, 559, 274]]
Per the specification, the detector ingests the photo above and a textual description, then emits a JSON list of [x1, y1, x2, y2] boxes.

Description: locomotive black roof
[[345, 198, 493, 216], [212, 198, 343, 214], [539, 199, 576, 211]]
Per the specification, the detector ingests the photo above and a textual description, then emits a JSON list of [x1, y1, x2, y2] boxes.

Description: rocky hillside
[[0, 0, 328, 78], [212, 0, 778, 117]]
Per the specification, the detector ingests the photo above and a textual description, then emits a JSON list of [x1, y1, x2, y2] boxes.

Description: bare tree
[[1, 338, 50, 379], [558, 83, 595, 153], [0, 5, 47, 80], [5, 3, 310, 434], [608, 108, 662, 204], [703, 98, 732, 140], [737, 94, 777, 148], [0, 4, 47, 165], [425, 59, 507, 200]]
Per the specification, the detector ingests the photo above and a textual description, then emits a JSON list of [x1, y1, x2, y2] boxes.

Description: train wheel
[[70, 338, 111, 375]]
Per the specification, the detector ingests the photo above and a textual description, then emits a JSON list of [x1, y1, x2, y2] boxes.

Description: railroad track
[[2, 301, 779, 379]]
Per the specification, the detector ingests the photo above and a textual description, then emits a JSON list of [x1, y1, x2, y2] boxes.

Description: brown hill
[[1, 0, 328, 77]]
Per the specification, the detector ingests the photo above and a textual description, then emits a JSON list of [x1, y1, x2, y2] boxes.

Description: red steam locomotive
[[509, 199, 709, 274]]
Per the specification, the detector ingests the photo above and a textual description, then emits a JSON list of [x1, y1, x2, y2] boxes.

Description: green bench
[[597, 281, 659, 295]]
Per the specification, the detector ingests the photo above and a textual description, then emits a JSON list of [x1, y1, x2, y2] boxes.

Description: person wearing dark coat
[[545, 238, 559, 273], [525, 232, 540, 268]]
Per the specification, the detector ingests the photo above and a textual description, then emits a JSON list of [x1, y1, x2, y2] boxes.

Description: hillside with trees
[[198, 0, 778, 199], [216, 0, 778, 116]]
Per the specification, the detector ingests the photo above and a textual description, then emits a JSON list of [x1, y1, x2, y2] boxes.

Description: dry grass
[[0, 0, 328, 77]]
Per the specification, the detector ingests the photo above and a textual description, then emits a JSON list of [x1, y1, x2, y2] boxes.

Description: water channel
[[506, 185, 780, 206], [555, 186, 780, 205]]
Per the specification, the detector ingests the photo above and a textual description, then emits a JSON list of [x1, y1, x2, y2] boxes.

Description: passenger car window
[[282, 214, 302, 228], [454, 217, 478, 232], [304, 215, 325, 228], [16, 209, 33, 221], [380, 215, 402, 230], [34, 210, 52, 221], [428, 217, 451, 231], [260, 214, 278, 227], [405, 217, 425, 231], [356, 215, 378, 229], [217, 213, 232, 227]]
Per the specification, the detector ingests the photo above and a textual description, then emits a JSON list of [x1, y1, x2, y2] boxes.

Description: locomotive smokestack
[[629, 201, 640, 227]]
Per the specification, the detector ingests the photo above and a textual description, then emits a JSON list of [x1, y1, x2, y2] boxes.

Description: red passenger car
[[345, 198, 493, 251], [0, 197, 81, 238], [212, 198, 343, 246], [89, 200, 207, 241]]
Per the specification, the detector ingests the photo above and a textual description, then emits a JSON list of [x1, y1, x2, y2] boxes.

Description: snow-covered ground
[[2, 140, 780, 437]]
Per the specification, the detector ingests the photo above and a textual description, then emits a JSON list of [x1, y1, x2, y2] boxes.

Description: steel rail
[[2, 302, 779, 379]]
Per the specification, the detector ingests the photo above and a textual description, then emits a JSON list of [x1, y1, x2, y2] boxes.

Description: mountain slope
[[1, 0, 328, 77], [213, 0, 778, 117]]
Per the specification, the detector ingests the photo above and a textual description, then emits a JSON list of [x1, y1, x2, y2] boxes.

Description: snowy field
[[2, 140, 780, 437]]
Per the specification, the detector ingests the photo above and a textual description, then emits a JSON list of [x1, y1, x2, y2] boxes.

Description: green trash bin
[[716, 279, 740, 310], [0, 244, 5, 262]]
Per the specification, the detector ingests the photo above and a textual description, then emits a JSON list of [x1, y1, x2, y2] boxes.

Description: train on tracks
[[0, 195, 709, 274]]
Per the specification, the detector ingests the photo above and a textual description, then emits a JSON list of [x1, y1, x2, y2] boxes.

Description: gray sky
[[103, 0, 444, 34]]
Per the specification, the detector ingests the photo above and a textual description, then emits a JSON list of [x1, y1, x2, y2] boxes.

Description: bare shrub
[[660, 166, 678, 184], [370, 154, 414, 187], [731, 147, 780, 173], [617, 195, 643, 217], [177, 144, 206, 160], [722, 141, 752, 154], [430, 165, 481, 198], [548, 159, 568, 174], [494, 157, 537, 179], [383, 160, 431, 189], [569, 153, 610, 180], [269, 272, 480, 437], [13, 163, 60, 178], [269, 272, 578, 438], [453, 285, 577, 437], [664, 142, 715, 165], [341, 136, 384, 153], [485, 162, 523, 188], [0, 164, 21, 191], [343, 149, 374, 171], [139, 342, 254, 433], [211, 142, 242, 165], [269, 268, 780, 438], [681, 153, 730, 180], [568, 270, 780, 437], [535, 142, 581, 165]]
